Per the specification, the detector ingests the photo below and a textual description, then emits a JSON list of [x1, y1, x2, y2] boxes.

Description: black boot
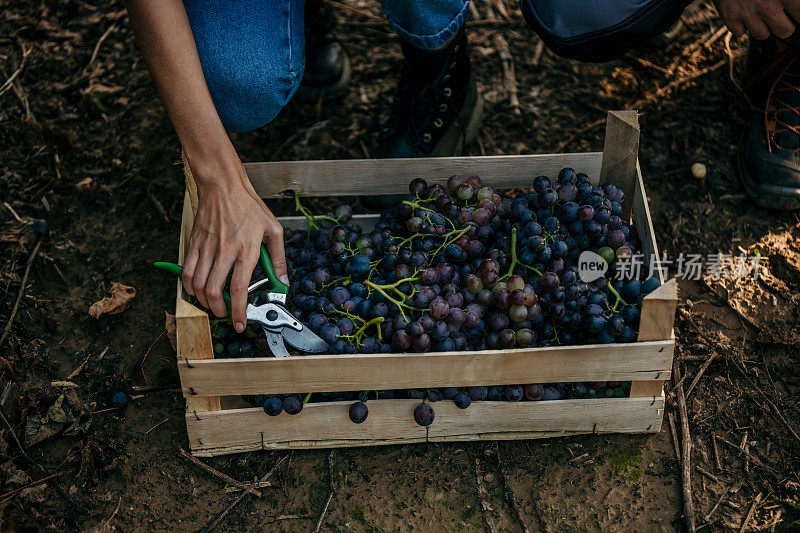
[[297, 0, 351, 101], [375, 27, 483, 158], [738, 38, 800, 210]]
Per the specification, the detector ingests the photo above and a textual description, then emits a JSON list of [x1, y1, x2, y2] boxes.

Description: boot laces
[[750, 45, 800, 153], [383, 47, 467, 153]]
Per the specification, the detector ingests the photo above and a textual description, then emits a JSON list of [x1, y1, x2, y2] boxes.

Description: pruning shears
[[154, 245, 327, 357]]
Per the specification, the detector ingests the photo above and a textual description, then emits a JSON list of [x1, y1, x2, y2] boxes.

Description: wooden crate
[[174, 110, 678, 457]]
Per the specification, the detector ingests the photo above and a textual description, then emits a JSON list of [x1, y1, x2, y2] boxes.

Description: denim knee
[[202, 55, 303, 133], [381, 0, 470, 50], [520, 0, 689, 62], [184, 0, 305, 132]]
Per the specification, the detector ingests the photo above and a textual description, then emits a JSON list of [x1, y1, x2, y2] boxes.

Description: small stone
[[691, 162, 707, 179], [484, 473, 494, 483]]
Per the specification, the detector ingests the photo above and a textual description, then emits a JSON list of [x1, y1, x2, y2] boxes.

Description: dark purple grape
[[409, 178, 429, 197], [542, 387, 562, 400], [429, 297, 450, 319], [263, 396, 283, 416], [468, 386, 488, 401], [523, 384, 543, 401], [498, 329, 516, 348], [412, 333, 431, 352], [453, 391, 472, 409], [427, 390, 444, 402], [487, 313, 509, 331], [283, 395, 303, 415], [465, 174, 483, 189], [392, 330, 411, 351], [349, 401, 369, 423], [447, 174, 464, 193], [504, 385, 524, 401], [414, 404, 435, 426], [578, 205, 595, 222]]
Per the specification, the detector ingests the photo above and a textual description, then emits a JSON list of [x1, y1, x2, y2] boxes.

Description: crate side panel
[[186, 400, 426, 452], [244, 153, 603, 198], [180, 340, 674, 397], [187, 397, 664, 456], [427, 397, 664, 438]]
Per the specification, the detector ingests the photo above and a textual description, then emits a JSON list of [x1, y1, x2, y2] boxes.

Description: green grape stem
[[294, 191, 340, 230], [606, 280, 629, 312], [303, 392, 312, 404], [499, 227, 542, 281], [364, 279, 419, 321], [340, 316, 385, 345]]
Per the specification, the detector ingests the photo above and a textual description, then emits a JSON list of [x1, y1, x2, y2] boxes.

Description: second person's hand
[[181, 161, 288, 333]]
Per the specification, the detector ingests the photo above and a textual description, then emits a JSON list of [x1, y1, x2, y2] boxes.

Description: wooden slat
[[633, 161, 662, 281], [187, 397, 664, 456], [179, 340, 673, 397], [639, 278, 679, 342], [600, 110, 640, 221], [176, 187, 220, 413], [427, 396, 664, 437], [243, 153, 604, 198], [277, 213, 380, 231]]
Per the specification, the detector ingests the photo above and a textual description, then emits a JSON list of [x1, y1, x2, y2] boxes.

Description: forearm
[[125, 0, 242, 184]]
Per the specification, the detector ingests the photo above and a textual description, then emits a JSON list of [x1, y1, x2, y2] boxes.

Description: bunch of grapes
[[212, 168, 661, 426]]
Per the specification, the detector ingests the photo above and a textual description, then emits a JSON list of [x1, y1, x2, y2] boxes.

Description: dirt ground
[[1, 0, 799, 531]]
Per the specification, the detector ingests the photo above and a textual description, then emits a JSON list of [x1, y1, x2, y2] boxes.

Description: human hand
[[181, 162, 287, 333], [714, 0, 799, 40]]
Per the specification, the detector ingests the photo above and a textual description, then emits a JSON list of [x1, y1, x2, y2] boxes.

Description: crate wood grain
[[186, 397, 665, 457], [174, 110, 678, 456]]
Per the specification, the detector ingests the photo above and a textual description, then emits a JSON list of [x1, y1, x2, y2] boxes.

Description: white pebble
[[691, 162, 707, 179]]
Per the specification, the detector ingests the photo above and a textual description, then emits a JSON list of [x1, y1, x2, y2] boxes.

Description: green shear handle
[[154, 244, 289, 313]]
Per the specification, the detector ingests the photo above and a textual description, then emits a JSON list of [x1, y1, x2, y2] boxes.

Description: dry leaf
[[89, 282, 136, 319], [165, 311, 176, 351]]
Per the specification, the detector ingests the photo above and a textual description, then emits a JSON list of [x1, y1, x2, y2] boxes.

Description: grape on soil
[[210, 170, 657, 423]]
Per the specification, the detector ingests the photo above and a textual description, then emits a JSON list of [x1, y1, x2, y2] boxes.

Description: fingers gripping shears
[[154, 245, 327, 357]]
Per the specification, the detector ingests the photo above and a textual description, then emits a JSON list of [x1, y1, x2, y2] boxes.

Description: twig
[[203, 455, 288, 531], [668, 411, 682, 463], [485, 2, 520, 115], [495, 443, 530, 533], [0, 44, 31, 98], [178, 447, 261, 497], [685, 352, 717, 399], [531, 40, 545, 67], [67, 346, 107, 380], [704, 488, 729, 522], [277, 514, 314, 520], [716, 436, 780, 481], [712, 432, 722, 472], [223, 480, 273, 493], [2, 202, 24, 223], [0, 406, 43, 472], [144, 417, 169, 435], [739, 492, 762, 533], [89, 23, 117, 66], [475, 456, 498, 533], [0, 239, 42, 348], [674, 363, 696, 532], [741, 432, 749, 473], [322, 0, 382, 21], [0, 471, 63, 502], [696, 465, 718, 483], [314, 450, 335, 533], [98, 496, 122, 532]]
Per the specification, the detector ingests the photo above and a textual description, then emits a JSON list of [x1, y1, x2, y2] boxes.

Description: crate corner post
[[600, 110, 640, 220], [629, 278, 678, 431]]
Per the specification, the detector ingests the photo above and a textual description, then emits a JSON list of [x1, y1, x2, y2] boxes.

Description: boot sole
[[737, 136, 800, 210], [430, 73, 484, 157], [295, 53, 352, 102]]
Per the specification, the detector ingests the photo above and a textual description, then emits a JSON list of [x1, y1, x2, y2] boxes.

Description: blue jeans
[[183, 0, 686, 132]]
